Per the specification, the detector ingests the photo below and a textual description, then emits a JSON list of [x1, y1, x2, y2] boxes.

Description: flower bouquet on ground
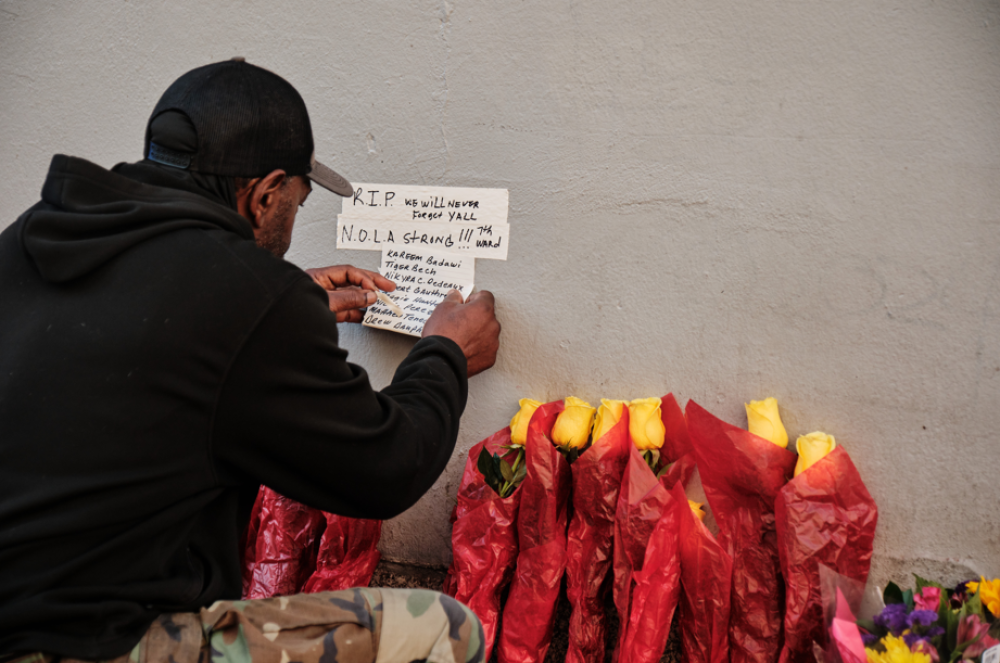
[[300, 513, 381, 593], [444, 410, 532, 662], [775, 435, 878, 663], [612, 395, 695, 663], [497, 399, 572, 663], [677, 482, 733, 663], [687, 398, 797, 663], [565, 399, 631, 663], [857, 575, 1000, 663], [243, 486, 326, 598]]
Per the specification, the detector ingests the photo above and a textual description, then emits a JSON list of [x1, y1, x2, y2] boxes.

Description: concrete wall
[[2, 0, 998, 592]]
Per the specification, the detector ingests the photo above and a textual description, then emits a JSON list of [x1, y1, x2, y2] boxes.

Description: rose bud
[[551, 396, 597, 450], [509, 398, 542, 446], [627, 397, 666, 451], [688, 500, 707, 522], [592, 399, 627, 442], [793, 431, 837, 476], [745, 397, 789, 448]]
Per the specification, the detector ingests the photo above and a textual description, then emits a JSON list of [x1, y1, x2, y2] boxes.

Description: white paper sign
[[337, 215, 508, 260], [363, 246, 475, 337], [982, 645, 1000, 663], [342, 183, 509, 226]]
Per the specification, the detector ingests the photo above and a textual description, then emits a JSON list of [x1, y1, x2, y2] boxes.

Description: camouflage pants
[[12, 588, 484, 663]]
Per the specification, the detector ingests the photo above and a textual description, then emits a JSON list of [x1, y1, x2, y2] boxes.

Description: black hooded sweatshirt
[[0, 155, 468, 658]]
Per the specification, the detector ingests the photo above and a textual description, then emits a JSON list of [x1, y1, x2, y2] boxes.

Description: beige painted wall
[[2, 0, 998, 593]]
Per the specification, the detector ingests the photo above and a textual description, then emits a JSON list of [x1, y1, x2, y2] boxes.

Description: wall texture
[[2, 0, 998, 593]]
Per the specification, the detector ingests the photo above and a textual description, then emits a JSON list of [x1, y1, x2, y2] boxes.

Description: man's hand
[[305, 265, 396, 324], [422, 290, 501, 377]]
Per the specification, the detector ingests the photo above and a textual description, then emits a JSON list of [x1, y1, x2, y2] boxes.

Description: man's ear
[[236, 170, 287, 228]]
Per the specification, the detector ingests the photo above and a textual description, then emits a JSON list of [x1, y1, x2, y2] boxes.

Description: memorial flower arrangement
[[857, 577, 1000, 663], [475, 398, 539, 498], [446, 393, 882, 663]]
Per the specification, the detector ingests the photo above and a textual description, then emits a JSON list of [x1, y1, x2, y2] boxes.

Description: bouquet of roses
[[445, 399, 539, 661], [565, 398, 631, 663], [300, 513, 381, 593], [612, 394, 694, 663], [242, 486, 326, 598], [857, 576, 1000, 663], [242, 486, 382, 598], [687, 398, 797, 663], [775, 429, 878, 663], [498, 399, 574, 663], [676, 482, 733, 663]]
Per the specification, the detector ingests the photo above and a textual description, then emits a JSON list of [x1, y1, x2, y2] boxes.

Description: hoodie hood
[[20, 155, 254, 283]]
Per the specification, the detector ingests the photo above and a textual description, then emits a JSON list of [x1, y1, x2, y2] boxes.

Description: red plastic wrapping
[[445, 427, 522, 662], [620, 479, 684, 663], [686, 400, 797, 663], [301, 514, 382, 593], [676, 480, 733, 663], [243, 487, 326, 599], [611, 394, 698, 662], [613, 444, 680, 663], [775, 447, 878, 663], [565, 407, 631, 663], [497, 400, 570, 663]]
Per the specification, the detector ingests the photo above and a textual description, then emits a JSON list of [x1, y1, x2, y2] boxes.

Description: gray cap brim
[[308, 156, 353, 197]]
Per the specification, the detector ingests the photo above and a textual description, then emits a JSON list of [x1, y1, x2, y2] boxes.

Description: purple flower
[[874, 603, 911, 636], [903, 632, 931, 649], [861, 632, 878, 646], [907, 610, 940, 630], [951, 580, 974, 608]]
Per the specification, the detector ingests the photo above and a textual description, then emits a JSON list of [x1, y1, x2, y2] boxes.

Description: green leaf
[[513, 460, 527, 483], [656, 462, 675, 479], [856, 618, 878, 636], [477, 448, 505, 495], [884, 582, 905, 605], [477, 448, 495, 482], [903, 589, 914, 610], [499, 458, 514, 482], [964, 589, 984, 620], [915, 574, 945, 591], [946, 607, 961, 652]]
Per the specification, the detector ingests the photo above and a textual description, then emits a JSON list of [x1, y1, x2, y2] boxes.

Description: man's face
[[256, 175, 312, 258]]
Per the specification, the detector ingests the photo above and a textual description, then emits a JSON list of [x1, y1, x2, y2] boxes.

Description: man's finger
[[336, 309, 367, 324], [345, 267, 396, 293], [327, 289, 376, 313], [306, 265, 396, 293], [442, 289, 465, 304], [466, 289, 495, 308]]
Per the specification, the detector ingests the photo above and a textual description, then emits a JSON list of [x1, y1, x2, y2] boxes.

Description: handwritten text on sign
[[343, 184, 509, 226], [363, 247, 475, 338], [337, 216, 509, 260]]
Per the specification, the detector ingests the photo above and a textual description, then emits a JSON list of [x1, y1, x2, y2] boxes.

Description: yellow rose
[[628, 397, 665, 451], [794, 431, 837, 476], [551, 397, 597, 449], [745, 397, 789, 448], [688, 500, 706, 522], [592, 399, 627, 442], [509, 398, 541, 446]]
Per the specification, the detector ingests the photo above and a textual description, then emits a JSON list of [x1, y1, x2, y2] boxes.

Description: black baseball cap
[[144, 58, 352, 196]]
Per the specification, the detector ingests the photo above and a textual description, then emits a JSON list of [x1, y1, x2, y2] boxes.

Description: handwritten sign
[[337, 216, 509, 260], [343, 184, 509, 226], [363, 246, 475, 337]]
